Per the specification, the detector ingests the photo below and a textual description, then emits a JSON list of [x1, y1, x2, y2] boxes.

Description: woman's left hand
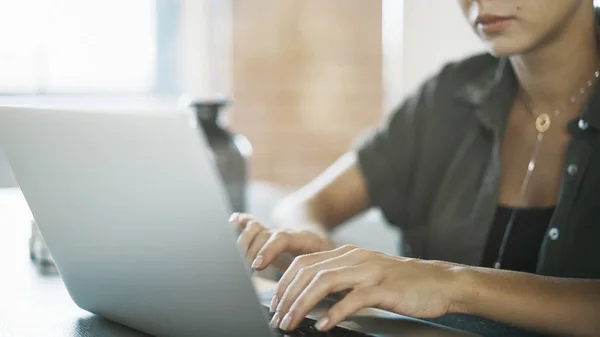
[[269, 245, 466, 332]]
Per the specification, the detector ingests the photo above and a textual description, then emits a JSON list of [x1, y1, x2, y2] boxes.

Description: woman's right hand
[[229, 213, 336, 272]]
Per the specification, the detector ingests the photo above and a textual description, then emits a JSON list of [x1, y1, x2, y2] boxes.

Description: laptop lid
[[0, 106, 274, 337]]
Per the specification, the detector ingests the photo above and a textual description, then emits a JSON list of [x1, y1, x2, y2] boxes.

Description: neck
[[510, 6, 599, 110]]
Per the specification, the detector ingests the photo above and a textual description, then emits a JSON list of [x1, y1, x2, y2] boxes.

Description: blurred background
[[0, 0, 486, 255]]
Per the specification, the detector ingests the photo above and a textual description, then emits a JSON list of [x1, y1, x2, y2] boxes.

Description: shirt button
[[548, 228, 560, 240], [567, 164, 578, 176], [578, 119, 589, 130]]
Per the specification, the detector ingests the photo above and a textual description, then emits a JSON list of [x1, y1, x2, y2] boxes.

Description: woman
[[231, 0, 600, 336]]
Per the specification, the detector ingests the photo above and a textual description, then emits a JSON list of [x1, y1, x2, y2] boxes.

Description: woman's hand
[[229, 213, 336, 272], [270, 245, 465, 332]]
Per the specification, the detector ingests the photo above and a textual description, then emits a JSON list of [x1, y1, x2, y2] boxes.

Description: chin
[[480, 36, 536, 57]]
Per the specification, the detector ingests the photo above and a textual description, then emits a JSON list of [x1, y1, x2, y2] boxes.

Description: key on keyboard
[[264, 308, 373, 337]]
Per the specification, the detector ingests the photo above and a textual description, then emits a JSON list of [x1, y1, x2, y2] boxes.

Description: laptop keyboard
[[265, 309, 373, 337]]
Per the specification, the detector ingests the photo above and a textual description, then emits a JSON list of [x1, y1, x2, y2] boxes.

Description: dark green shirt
[[355, 53, 600, 279]]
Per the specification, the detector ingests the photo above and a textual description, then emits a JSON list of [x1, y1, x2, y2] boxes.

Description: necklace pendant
[[536, 113, 551, 133]]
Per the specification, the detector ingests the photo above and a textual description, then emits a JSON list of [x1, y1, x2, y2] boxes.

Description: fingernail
[[315, 317, 329, 331], [251, 255, 263, 269], [228, 213, 238, 223], [270, 296, 279, 312], [279, 312, 293, 330], [270, 312, 281, 328]]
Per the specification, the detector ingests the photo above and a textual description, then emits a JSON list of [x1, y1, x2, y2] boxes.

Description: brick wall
[[231, 0, 383, 189]]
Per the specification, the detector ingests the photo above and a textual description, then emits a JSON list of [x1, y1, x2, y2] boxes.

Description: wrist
[[278, 224, 334, 254], [295, 226, 335, 251], [447, 266, 480, 315]]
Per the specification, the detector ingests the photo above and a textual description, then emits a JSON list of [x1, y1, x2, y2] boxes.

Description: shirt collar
[[582, 63, 600, 130], [577, 7, 600, 131], [454, 56, 518, 134]]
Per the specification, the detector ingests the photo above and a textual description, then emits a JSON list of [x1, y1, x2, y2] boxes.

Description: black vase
[[188, 99, 252, 213]]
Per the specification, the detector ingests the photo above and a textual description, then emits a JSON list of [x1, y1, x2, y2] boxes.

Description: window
[[0, 0, 179, 95]]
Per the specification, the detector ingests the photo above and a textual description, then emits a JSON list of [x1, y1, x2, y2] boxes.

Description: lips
[[476, 14, 513, 25], [475, 14, 515, 34]]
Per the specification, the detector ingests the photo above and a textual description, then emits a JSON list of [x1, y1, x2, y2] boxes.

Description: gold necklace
[[519, 68, 600, 134], [493, 67, 600, 270]]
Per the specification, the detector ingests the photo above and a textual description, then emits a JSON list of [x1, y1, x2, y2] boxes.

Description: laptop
[[0, 106, 469, 337]]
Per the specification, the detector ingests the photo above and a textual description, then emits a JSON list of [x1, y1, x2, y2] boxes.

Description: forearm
[[453, 267, 600, 336], [271, 152, 370, 241]]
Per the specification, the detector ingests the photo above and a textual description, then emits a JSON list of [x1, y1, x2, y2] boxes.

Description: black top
[[481, 206, 555, 273]]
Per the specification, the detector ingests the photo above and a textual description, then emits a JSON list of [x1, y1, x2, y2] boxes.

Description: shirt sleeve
[[353, 65, 451, 228]]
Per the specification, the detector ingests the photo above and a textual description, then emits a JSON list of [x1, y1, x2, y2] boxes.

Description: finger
[[256, 230, 333, 271], [229, 213, 254, 229], [276, 260, 363, 317], [275, 248, 372, 317], [275, 245, 358, 304], [251, 231, 292, 271], [246, 231, 271, 267], [279, 266, 373, 331], [228, 212, 239, 224], [315, 286, 384, 331], [236, 220, 264, 254]]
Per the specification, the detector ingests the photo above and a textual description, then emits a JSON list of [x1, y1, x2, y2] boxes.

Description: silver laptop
[[0, 106, 468, 337]]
